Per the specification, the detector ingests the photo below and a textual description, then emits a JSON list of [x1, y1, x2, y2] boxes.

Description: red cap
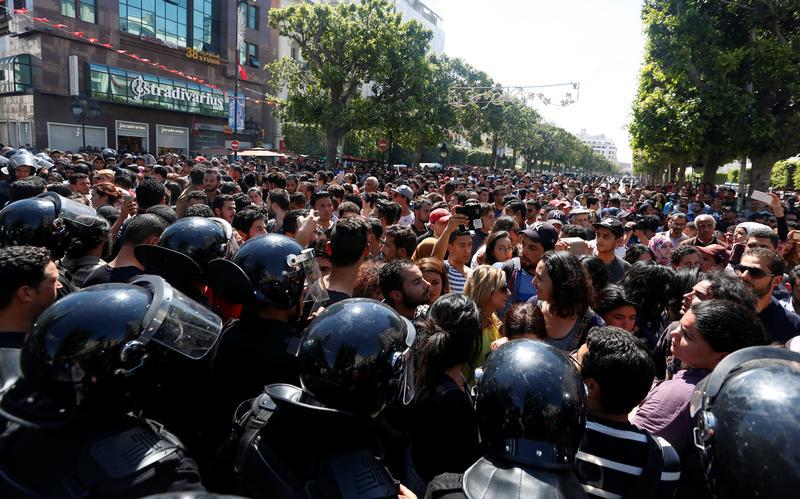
[[429, 208, 451, 224]]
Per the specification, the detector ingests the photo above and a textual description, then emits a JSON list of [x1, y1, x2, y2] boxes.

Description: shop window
[[0, 55, 33, 94], [119, 0, 187, 47], [239, 42, 259, 68]]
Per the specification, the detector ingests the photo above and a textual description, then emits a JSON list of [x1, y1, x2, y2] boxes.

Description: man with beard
[[411, 199, 432, 238], [494, 223, 558, 316], [266, 188, 290, 234], [736, 247, 800, 343], [203, 168, 221, 205], [379, 259, 431, 321]]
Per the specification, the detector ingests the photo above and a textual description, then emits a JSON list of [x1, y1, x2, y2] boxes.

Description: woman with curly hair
[[621, 260, 676, 350], [534, 250, 603, 352]]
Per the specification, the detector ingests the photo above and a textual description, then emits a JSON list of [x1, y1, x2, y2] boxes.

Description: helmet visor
[[135, 275, 223, 359]]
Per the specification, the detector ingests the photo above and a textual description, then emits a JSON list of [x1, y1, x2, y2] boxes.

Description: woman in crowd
[[533, 251, 603, 351], [416, 257, 449, 306], [594, 284, 638, 333], [648, 233, 674, 266], [624, 243, 655, 266], [91, 181, 123, 210], [463, 265, 509, 371], [490, 302, 548, 350], [483, 230, 514, 265], [405, 294, 482, 495], [621, 261, 675, 350]]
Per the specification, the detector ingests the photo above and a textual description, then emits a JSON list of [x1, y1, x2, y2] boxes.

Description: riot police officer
[[134, 216, 230, 304], [426, 339, 588, 499], [0, 276, 223, 497], [216, 298, 416, 499], [0, 151, 38, 208], [204, 234, 308, 469], [0, 191, 97, 296], [690, 346, 800, 499]]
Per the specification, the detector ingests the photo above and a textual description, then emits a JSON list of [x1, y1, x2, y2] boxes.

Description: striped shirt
[[445, 261, 470, 294], [575, 416, 680, 499]]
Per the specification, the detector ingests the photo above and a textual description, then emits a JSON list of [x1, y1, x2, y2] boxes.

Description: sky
[[433, 0, 646, 164]]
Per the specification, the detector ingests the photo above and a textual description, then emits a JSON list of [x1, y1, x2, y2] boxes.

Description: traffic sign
[[231, 140, 240, 151], [377, 138, 389, 153]]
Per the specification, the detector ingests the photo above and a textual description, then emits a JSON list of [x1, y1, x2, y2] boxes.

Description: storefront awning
[[238, 148, 286, 157]]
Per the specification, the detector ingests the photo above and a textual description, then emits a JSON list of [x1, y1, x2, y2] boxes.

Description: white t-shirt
[[398, 212, 415, 226]]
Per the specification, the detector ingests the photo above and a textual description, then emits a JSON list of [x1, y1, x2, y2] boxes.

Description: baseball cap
[[521, 223, 558, 251], [570, 208, 590, 216], [546, 211, 566, 226], [593, 217, 624, 238], [392, 185, 414, 202], [429, 208, 451, 224]]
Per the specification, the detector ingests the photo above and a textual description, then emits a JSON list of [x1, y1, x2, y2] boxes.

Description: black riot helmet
[[0, 192, 96, 257], [135, 216, 228, 281], [2, 275, 222, 418], [298, 298, 416, 418], [207, 233, 305, 309], [690, 346, 800, 499], [101, 147, 118, 160], [475, 339, 587, 469]]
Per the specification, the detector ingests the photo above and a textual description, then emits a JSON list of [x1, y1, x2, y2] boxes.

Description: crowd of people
[[0, 145, 798, 499]]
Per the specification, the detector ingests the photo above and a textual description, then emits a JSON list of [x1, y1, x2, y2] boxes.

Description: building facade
[[0, 0, 278, 155], [579, 129, 617, 162]]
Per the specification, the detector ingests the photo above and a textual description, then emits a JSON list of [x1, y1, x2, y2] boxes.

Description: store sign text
[[185, 48, 221, 65], [130, 76, 224, 108]]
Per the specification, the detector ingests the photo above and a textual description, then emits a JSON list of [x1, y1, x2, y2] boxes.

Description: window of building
[[61, 0, 96, 22], [192, 0, 218, 52], [0, 55, 33, 94], [239, 42, 259, 68], [239, 2, 258, 30], [119, 0, 188, 48], [290, 46, 298, 61]]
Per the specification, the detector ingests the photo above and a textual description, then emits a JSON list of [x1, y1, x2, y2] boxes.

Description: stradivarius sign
[[130, 76, 224, 108]]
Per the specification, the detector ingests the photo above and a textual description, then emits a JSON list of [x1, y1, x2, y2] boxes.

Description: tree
[[267, 0, 432, 165], [632, 0, 800, 191]]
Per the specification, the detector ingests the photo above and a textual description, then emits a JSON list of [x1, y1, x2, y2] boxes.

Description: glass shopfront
[[88, 63, 231, 118]]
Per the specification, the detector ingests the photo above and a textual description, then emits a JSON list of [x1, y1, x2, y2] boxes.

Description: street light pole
[[439, 142, 449, 170], [71, 93, 100, 152]]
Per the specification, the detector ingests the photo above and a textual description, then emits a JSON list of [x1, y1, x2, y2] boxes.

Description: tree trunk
[[701, 164, 718, 186], [749, 153, 781, 194], [677, 164, 686, 183], [326, 129, 340, 170], [413, 133, 424, 168], [491, 134, 498, 170]]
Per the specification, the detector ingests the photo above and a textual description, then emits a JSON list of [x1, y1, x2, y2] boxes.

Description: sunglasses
[[733, 264, 773, 279]]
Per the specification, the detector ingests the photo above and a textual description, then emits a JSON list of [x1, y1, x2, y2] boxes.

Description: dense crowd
[[0, 146, 798, 499]]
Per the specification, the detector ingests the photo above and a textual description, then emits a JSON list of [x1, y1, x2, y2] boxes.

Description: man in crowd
[[266, 188, 290, 234], [212, 194, 236, 224], [311, 190, 335, 231], [203, 168, 221, 205], [680, 214, 720, 247], [379, 259, 431, 320], [381, 224, 418, 262], [392, 185, 415, 226], [736, 247, 800, 343], [411, 199, 432, 239], [593, 217, 631, 283], [663, 212, 689, 247]]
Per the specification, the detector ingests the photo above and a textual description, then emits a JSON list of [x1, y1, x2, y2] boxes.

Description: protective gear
[[0, 192, 96, 256], [135, 216, 229, 281], [207, 233, 305, 309], [4, 151, 37, 177], [1, 148, 18, 159], [475, 339, 586, 469], [690, 346, 800, 499], [102, 147, 118, 160], [299, 298, 416, 417], [3, 275, 222, 416], [426, 340, 588, 499]]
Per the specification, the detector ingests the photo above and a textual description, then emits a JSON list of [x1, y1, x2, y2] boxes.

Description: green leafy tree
[[267, 0, 432, 165]]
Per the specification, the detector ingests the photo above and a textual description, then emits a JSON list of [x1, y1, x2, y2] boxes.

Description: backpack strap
[[233, 392, 277, 475]]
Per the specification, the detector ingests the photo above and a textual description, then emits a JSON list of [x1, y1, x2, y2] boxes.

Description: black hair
[[186, 190, 209, 203], [124, 213, 169, 246], [310, 190, 331, 208], [282, 209, 308, 235], [337, 200, 361, 217], [268, 188, 290, 211], [560, 224, 589, 240], [220, 181, 240, 195], [667, 267, 704, 317], [385, 224, 417, 259], [232, 208, 266, 234], [145, 205, 178, 225], [189, 165, 206, 185], [447, 227, 472, 244], [375, 199, 401, 225], [670, 244, 701, 266], [135, 178, 166, 211], [503, 302, 546, 340], [692, 299, 767, 352], [212, 194, 235, 213], [484, 231, 512, 265], [415, 293, 482, 387], [493, 215, 519, 234], [747, 228, 779, 249], [378, 258, 414, 301], [368, 217, 384, 240], [266, 171, 287, 188], [624, 243, 655, 266], [705, 271, 757, 310], [580, 255, 611, 299], [541, 250, 592, 317], [743, 247, 785, 276], [582, 326, 655, 414], [185, 204, 213, 218], [10, 176, 46, 201], [594, 284, 637, 317], [329, 216, 369, 267], [64, 215, 110, 259], [0, 245, 52, 309], [621, 261, 675, 328]]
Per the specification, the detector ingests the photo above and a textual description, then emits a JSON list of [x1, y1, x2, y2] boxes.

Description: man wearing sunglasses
[[736, 247, 800, 344]]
